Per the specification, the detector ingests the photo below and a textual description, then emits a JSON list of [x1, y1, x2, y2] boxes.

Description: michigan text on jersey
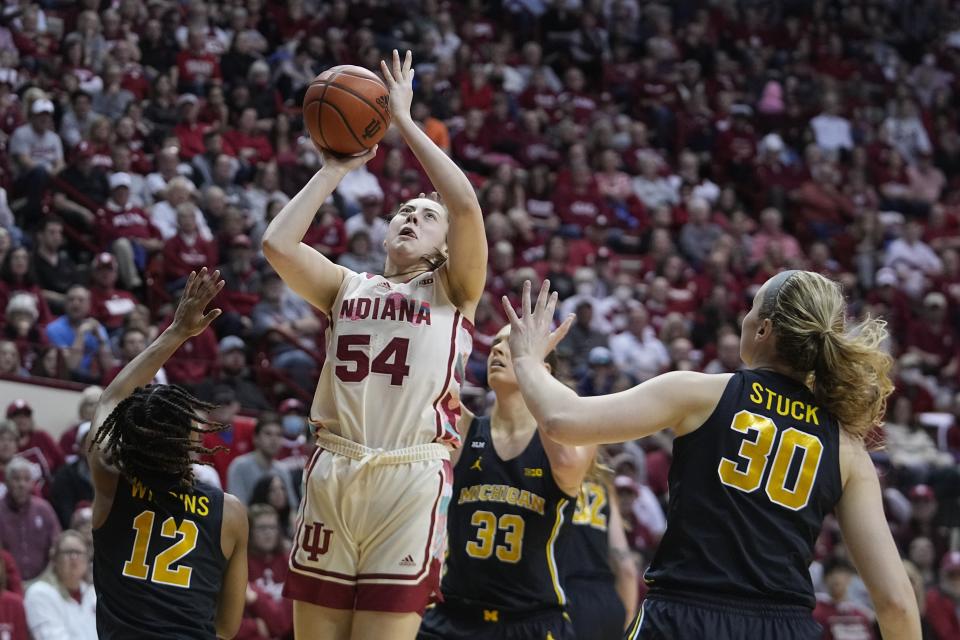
[[457, 483, 546, 516]]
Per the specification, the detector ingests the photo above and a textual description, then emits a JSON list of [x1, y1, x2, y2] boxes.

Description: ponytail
[[813, 315, 893, 437], [761, 271, 894, 438]]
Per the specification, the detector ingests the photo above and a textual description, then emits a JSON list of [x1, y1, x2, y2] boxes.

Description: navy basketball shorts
[[418, 601, 575, 640], [625, 593, 822, 640], [566, 580, 626, 640]]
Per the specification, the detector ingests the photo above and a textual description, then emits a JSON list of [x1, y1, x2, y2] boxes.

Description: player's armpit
[[539, 435, 595, 497]]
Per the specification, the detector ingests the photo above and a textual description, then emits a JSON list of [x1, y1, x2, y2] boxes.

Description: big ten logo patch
[[302, 522, 334, 561], [524, 468, 543, 477]]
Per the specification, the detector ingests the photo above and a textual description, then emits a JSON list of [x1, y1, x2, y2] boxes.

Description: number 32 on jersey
[[718, 410, 824, 511]]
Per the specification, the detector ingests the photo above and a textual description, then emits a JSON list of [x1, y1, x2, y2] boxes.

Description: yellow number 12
[[122, 510, 199, 588]]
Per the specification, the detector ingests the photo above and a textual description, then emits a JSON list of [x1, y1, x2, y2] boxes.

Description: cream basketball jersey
[[310, 270, 473, 450]]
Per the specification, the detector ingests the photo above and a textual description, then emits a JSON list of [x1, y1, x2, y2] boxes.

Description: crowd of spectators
[[1, 0, 960, 638]]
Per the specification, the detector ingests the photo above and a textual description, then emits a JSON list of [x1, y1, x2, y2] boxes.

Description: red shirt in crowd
[[162, 323, 218, 385], [1, 549, 23, 595], [518, 85, 560, 120], [120, 63, 151, 101], [0, 590, 27, 640], [552, 182, 608, 228], [557, 90, 597, 124], [812, 597, 876, 640], [202, 416, 255, 488], [450, 128, 491, 169], [304, 216, 348, 258], [97, 203, 162, 246], [89, 285, 138, 332], [163, 234, 220, 283], [18, 429, 65, 485], [174, 122, 208, 160], [237, 551, 293, 640], [222, 129, 274, 164], [925, 587, 960, 640], [459, 78, 494, 111], [176, 50, 222, 87]]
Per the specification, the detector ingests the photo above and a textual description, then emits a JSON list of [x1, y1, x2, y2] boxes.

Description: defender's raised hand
[[501, 279, 575, 363], [171, 268, 225, 337]]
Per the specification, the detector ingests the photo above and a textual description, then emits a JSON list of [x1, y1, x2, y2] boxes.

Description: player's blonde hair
[[760, 271, 893, 439]]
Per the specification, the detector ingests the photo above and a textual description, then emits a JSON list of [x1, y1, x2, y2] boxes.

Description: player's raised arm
[[836, 436, 921, 639], [381, 50, 487, 309], [530, 325, 596, 496], [261, 148, 377, 315], [92, 268, 224, 441], [503, 280, 729, 445]]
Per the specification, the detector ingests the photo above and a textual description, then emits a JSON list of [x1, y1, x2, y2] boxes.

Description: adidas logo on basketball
[[399, 555, 416, 567]]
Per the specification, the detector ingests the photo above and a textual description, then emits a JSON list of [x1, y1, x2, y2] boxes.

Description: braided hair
[[90, 384, 229, 489]]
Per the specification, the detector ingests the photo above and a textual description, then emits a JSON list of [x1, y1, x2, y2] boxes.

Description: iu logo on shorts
[[302, 522, 334, 561]]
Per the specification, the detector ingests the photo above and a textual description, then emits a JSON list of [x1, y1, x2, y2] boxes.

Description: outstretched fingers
[[521, 279, 533, 318], [547, 314, 576, 352], [392, 49, 403, 82], [182, 270, 198, 300], [196, 269, 222, 301], [200, 307, 223, 330], [501, 295, 521, 329], [379, 59, 395, 86]]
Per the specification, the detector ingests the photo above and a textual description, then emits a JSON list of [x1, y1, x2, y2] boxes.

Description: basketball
[[302, 65, 391, 157]]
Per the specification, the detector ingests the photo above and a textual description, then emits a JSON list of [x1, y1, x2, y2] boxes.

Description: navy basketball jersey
[[563, 479, 626, 640], [93, 475, 225, 639], [563, 479, 615, 584], [644, 369, 842, 607], [441, 415, 576, 613]]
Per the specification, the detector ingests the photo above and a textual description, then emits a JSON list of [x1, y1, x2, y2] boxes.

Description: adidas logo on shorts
[[399, 555, 417, 567]]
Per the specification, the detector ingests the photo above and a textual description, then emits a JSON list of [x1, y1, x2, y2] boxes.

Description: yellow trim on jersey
[[545, 498, 569, 606], [626, 603, 646, 640]]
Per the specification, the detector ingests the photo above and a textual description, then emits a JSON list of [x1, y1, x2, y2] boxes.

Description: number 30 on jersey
[[718, 410, 824, 511]]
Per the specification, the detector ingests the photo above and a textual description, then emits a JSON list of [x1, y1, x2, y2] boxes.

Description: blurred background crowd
[[1, 0, 960, 638]]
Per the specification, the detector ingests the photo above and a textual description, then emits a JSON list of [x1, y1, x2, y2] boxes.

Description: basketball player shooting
[[262, 50, 487, 640]]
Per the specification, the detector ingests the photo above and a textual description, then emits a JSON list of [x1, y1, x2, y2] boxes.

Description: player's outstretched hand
[[171, 268, 225, 338], [501, 279, 575, 363], [380, 49, 414, 123], [319, 144, 378, 174]]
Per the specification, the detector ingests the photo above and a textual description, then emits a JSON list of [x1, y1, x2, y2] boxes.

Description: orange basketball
[[302, 65, 391, 157]]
